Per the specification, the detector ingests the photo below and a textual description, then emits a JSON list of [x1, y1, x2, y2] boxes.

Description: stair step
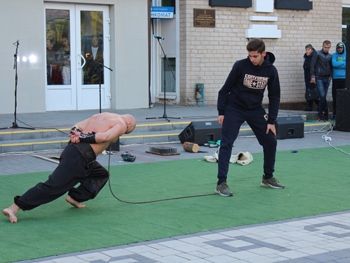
[[0, 121, 331, 154]]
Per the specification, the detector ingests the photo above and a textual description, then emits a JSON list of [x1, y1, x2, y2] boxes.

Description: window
[[80, 11, 104, 85], [162, 0, 175, 14], [46, 9, 71, 85], [162, 57, 176, 93]]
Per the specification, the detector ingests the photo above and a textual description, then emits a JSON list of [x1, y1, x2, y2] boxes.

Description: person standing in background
[[56, 35, 71, 85], [84, 35, 104, 84], [303, 44, 319, 111], [331, 42, 347, 120], [310, 40, 332, 121]]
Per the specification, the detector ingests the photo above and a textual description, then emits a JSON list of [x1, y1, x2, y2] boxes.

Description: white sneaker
[[204, 155, 217, 163], [229, 153, 239, 163], [213, 148, 219, 160], [236, 152, 253, 166], [204, 147, 220, 163]]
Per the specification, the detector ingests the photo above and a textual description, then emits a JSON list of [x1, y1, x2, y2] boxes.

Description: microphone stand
[[86, 55, 113, 113], [0, 40, 34, 130], [87, 55, 117, 153], [147, 37, 180, 122]]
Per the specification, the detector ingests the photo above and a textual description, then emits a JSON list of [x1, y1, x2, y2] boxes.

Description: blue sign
[[151, 6, 174, 19]]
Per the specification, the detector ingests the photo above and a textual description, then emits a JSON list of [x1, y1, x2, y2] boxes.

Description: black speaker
[[179, 121, 222, 145], [275, 116, 304, 139], [336, 89, 350, 131], [109, 139, 120, 152]]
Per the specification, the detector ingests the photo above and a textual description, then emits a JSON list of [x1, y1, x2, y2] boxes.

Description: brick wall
[[179, 0, 342, 110]]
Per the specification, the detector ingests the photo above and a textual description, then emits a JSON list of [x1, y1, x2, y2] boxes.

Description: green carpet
[[1, 146, 350, 263]]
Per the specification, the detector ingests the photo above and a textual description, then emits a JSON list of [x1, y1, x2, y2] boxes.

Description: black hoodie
[[217, 52, 281, 124]]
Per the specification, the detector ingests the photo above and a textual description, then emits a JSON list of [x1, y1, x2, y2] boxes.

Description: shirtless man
[[3, 112, 136, 223]]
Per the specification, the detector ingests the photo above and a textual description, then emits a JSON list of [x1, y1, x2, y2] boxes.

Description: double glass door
[[45, 3, 110, 111]]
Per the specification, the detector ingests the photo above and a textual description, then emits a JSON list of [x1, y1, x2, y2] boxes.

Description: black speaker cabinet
[[275, 116, 304, 139], [109, 139, 120, 152], [179, 121, 222, 145], [336, 89, 350, 131]]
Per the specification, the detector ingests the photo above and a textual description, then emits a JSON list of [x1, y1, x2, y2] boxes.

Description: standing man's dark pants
[[217, 105, 277, 184], [14, 144, 109, 211], [316, 77, 331, 117], [304, 75, 319, 111]]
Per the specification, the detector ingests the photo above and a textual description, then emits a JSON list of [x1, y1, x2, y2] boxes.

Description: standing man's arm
[[310, 52, 318, 83], [267, 67, 281, 136], [329, 54, 334, 79], [331, 54, 345, 69], [217, 62, 240, 124]]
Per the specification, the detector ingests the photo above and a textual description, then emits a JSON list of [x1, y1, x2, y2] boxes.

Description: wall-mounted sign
[[151, 6, 174, 19], [209, 0, 252, 8], [275, 0, 313, 10], [194, 9, 215, 28]]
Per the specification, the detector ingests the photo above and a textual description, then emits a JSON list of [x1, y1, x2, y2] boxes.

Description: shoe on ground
[[213, 147, 219, 160], [323, 111, 329, 121], [204, 155, 217, 162], [230, 153, 238, 163], [204, 147, 220, 163], [236, 152, 253, 166], [260, 175, 285, 189], [316, 114, 324, 121], [215, 182, 233, 197]]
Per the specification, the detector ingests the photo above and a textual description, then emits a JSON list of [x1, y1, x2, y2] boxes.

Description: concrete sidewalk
[[2, 104, 350, 263], [2, 131, 350, 263], [0, 103, 317, 129], [0, 104, 219, 129]]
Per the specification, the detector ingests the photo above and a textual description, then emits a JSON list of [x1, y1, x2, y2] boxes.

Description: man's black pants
[[217, 105, 277, 184], [14, 144, 109, 211]]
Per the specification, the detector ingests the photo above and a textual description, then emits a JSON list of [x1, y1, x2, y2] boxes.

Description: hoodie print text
[[243, 74, 269, 90]]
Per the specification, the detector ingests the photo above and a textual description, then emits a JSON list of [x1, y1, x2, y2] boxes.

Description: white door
[[45, 3, 110, 111]]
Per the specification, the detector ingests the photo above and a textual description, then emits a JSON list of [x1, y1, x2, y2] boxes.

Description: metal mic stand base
[[1, 40, 35, 130], [146, 114, 181, 122], [0, 122, 35, 130], [147, 38, 180, 122]]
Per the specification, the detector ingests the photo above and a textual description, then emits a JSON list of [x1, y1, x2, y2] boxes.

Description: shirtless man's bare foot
[[66, 196, 86, 208], [3, 204, 20, 223]]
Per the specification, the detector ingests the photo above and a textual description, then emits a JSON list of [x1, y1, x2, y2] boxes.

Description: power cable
[[322, 124, 350, 155], [14, 118, 70, 135], [106, 147, 215, 204], [13, 119, 217, 202]]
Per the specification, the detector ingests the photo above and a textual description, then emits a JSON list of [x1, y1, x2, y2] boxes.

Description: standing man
[[331, 41, 346, 120], [84, 35, 104, 84], [216, 38, 283, 197], [3, 112, 137, 223], [303, 44, 319, 111], [310, 40, 332, 121]]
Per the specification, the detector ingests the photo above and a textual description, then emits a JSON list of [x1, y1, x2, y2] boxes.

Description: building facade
[[0, 0, 149, 114], [175, 0, 343, 109], [0, 0, 346, 114]]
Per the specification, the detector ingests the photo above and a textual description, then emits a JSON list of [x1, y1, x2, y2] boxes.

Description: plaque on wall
[[209, 0, 252, 8], [194, 9, 215, 28], [275, 0, 313, 10]]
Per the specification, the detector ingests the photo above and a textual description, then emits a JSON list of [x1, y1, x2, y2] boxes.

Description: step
[[0, 120, 333, 154], [0, 121, 191, 153]]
